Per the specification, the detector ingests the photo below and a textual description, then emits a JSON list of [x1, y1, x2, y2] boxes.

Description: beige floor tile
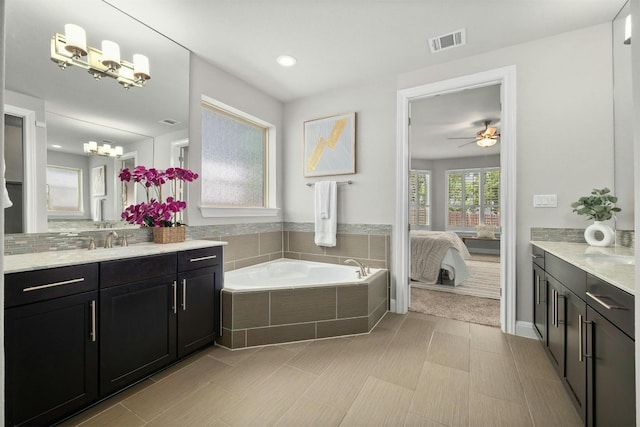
[[407, 311, 442, 323], [426, 330, 470, 372], [219, 365, 317, 426], [404, 412, 448, 427], [470, 349, 526, 405], [122, 356, 229, 421], [287, 336, 351, 375], [213, 345, 297, 394], [520, 375, 583, 427], [469, 391, 532, 426], [149, 349, 212, 383], [410, 361, 470, 427], [76, 404, 145, 427], [434, 317, 471, 337], [341, 377, 414, 426], [276, 339, 313, 353], [206, 344, 260, 366], [508, 334, 558, 381], [378, 312, 409, 330], [145, 382, 240, 426], [470, 323, 511, 355], [273, 396, 345, 427]]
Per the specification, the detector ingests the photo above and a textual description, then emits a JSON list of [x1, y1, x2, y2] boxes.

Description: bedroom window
[[446, 167, 500, 230], [409, 170, 431, 229]]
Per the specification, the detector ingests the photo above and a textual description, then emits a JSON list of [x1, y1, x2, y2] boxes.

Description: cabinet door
[[546, 276, 565, 377], [586, 306, 635, 427], [177, 266, 217, 358], [100, 275, 177, 396], [532, 264, 546, 343], [564, 289, 586, 423], [5, 291, 98, 426]]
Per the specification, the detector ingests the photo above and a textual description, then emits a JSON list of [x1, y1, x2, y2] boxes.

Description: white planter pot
[[584, 221, 615, 247]]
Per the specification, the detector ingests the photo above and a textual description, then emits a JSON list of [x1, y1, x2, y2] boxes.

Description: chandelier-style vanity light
[[51, 24, 151, 89], [83, 141, 124, 158]]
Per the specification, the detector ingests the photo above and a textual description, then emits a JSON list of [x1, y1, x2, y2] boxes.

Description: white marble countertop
[[530, 241, 635, 295], [4, 240, 228, 274]]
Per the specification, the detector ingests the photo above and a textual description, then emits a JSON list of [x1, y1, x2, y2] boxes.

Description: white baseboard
[[515, 321, 538, 339]]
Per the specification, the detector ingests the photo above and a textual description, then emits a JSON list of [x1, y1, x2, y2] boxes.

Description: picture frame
[[92, 165, 106, 196], [303, 112, 356, 177]]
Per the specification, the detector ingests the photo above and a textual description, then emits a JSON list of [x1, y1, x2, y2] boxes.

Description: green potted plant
[[571, 187, 620, 246]]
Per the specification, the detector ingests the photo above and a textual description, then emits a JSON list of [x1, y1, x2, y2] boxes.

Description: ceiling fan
[[448, 120, 500, 148]]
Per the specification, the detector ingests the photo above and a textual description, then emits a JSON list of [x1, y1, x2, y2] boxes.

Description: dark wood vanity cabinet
[[176, 246, 222, 358], [5, 264, 100, 427], [5, 244, 224, 426], [532, 245, 635, 426]]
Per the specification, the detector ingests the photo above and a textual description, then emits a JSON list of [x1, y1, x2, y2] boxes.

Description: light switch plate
[[533, 194, 558, 208]]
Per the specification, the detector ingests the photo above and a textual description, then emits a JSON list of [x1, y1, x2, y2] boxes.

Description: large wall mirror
[[4, 0, 189, 234], [612, 0, 633, 234]]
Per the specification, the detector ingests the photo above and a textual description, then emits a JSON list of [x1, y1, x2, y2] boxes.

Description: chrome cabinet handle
[[584, 319, 593, 359], [90, 300, 97, 342], [23, 277, 85, 292], [190, 255, 217, 262], [586, 292, 625, 310], [182, 279, 187, 311], [536, 275, 540, 305], [172, 281, 177, 314], [531, 253, 543, 259], [578, 314, 583, 362], [552, 289, 557, 327]]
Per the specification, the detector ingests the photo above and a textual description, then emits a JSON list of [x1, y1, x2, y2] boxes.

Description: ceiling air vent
[[429, 28, 466, 53], [159, 118, 180, 126]]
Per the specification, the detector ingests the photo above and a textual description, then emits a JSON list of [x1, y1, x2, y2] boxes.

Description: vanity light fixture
[[51, 24, 151, 89], [624, 14, 631, 45], [476, 137, 497, 148], [83, 141, 124, 158], [276, 55, 297, 67]]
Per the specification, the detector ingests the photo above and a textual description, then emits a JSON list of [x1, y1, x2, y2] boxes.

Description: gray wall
[[412, 155, 500, 231]]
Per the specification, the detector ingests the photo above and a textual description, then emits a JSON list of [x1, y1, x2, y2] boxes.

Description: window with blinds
[[409, 170, 431, 229], [446, 167, 500, 230]]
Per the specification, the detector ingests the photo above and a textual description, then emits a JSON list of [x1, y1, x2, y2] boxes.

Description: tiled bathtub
[[218, 259, 389, 349]]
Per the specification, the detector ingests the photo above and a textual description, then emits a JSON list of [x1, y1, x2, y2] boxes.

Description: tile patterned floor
[[61, 312, 583, 427]]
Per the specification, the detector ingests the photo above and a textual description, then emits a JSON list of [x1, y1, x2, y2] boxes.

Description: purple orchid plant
[[118, 165, 199, 227]]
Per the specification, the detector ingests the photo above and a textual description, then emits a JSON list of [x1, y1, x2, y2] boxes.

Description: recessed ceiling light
[[51, 144, 62, 149], [276, 55, 297, 67]]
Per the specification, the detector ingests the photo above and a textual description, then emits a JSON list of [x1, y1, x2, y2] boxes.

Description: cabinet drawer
[[100, 253, 177, 288], [545, 253, 586, 299], [531, 245, 545, 269], [5, 263, 99, 308], [178, 246, 222, 272], [587, 274, 634, 339]]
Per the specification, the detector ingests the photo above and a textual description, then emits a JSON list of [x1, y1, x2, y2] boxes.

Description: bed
[[410, 230, 471, 286]]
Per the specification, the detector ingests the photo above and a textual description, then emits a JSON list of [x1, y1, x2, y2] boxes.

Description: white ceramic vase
[[584, 221, 615, 247]]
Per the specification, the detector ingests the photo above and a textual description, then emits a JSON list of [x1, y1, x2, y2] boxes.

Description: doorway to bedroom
[[407, 83, 502, 327]]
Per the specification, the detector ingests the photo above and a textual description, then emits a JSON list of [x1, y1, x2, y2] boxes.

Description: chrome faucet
[[344, 259, 367, 277], [104, 230, 118, 248]]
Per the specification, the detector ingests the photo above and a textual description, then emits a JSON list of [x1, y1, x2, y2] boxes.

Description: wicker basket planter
[[153, 226, 186, 244]]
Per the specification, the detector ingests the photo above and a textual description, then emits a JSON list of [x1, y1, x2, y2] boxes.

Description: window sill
[[199, 206, 280, 218]]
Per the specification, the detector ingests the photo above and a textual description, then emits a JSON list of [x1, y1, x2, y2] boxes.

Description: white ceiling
[[107, 0, 624, 102]]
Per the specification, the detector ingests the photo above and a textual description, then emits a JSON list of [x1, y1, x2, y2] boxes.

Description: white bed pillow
[[475, 224, 496, 239]]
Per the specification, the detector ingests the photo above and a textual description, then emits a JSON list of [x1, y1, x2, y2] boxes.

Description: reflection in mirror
[[4, 0, 190, 234], [612, 0, 633, 233]]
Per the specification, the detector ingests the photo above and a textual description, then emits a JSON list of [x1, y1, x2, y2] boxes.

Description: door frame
[[394, 65, 517, 334]]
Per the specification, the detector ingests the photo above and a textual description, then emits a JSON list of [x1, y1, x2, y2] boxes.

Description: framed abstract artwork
[[303, 112, 356, 177]]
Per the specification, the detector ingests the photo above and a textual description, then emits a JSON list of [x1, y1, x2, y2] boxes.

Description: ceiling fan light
[[477, 137, 496, 148]]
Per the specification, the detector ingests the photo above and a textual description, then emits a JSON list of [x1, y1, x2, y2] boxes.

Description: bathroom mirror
[[612, 0, 633, 232], [3, 0, 189, 233]]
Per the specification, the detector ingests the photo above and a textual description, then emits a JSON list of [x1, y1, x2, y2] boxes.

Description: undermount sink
[[584, 254, 635, 265]]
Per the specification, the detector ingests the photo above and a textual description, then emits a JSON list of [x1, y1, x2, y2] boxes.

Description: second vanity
[[4, 240, 226, 427], [531, 241, 635, 427]]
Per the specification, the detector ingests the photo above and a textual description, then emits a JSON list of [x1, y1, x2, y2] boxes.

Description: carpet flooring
[[409, 287, 501, 327]]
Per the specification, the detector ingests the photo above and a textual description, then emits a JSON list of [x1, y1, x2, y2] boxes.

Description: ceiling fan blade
[[447, 136, 475, 140], [457, 140, 477, 148]]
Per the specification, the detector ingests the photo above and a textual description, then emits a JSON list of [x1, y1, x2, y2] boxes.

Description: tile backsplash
[[530, 227, 634, 249]]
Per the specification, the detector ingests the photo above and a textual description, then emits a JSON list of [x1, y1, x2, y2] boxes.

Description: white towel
[[314, 181, 337, 247]]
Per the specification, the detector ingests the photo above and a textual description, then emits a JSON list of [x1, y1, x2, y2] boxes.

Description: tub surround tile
[[232, 292, 269, 329], [288, 231, 325, 255], [246, 323, 316, 347], [259, 231, 283, 255], [368, 270, 389, 313], [231, 329, 247, 349], [337, 285, 369, 318], [317, 317, 369, 338], [369, 300, 388, 330], [369, 235, 387, 260], [222, 233, 260, 261], [325, 234, 369, 259], [271, 287, 336, 325], [234, 254, 270, 270], [299, 253, 341, 264]]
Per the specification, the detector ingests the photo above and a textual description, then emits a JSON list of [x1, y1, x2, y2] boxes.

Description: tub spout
[[344, 259, 367, 277]]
